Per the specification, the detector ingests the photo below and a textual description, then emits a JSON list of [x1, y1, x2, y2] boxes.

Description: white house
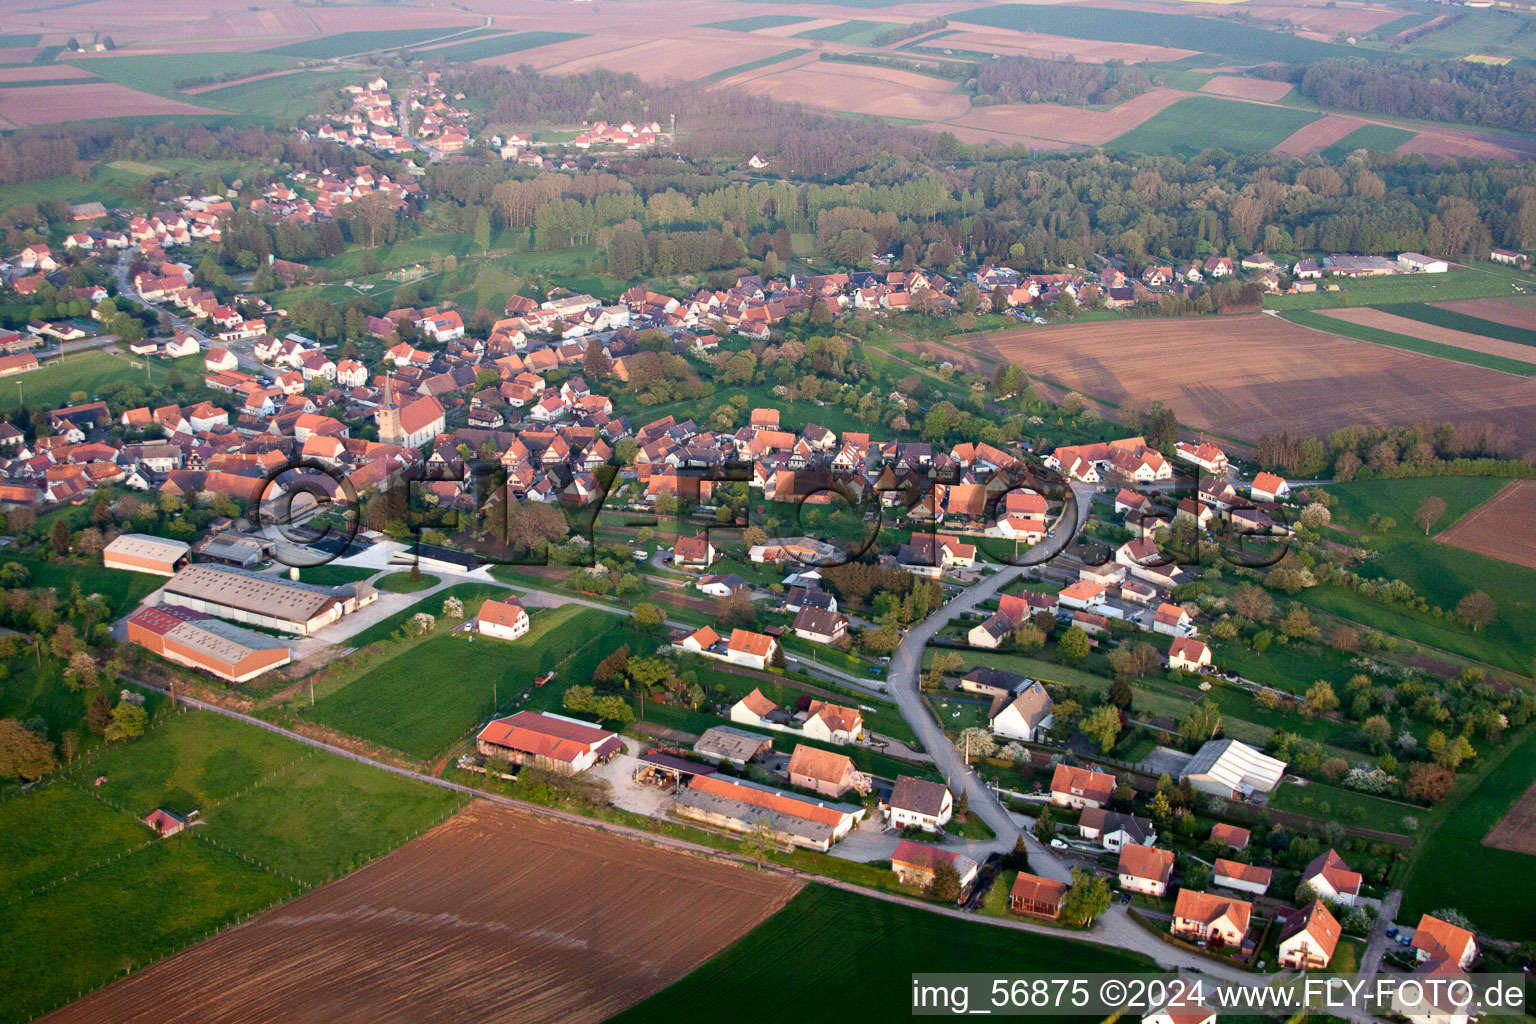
[[1249, 472, 1291, 503], [1167, 637, 1211, 673], [1412, 914, 1478, 969], [885, 775, 953, 833], [729, 687, 778, 727], [476, 597, 529, 641], [1078, 808, 1155, 851], [1213, 858, 1273, 896], [724, 629, 777, 670], [1301, 849, 1362, 906], [1278, 900, 1341, 970], [989, 682, 1054, 742], [1117, 843, 1174, 897]]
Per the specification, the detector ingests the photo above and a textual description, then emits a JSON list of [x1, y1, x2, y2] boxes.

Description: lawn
[[608, 884, 1156, 1024], [699, 48, 812, 84], [1, 349, 145, 411], [305, 604, 620, 758], [1319, 124, 1418, 162], [262, 27, 467, 59], [0, 709, 462, 1023], [1270, 780, 1419, 835], [340, 582, 505, 649], [1108, 96, 1322, 157], [701, 14, 813, 32], [374, 571, 440, 593], [193, 68, 365, 121], [1405, 7, 1536, 61], [0, 553, 162, 618], [1318, 477, 1536, 672], [0, 174, 121, 211], [420, 31, 586, 62], [295, 564, 377, 586], [1400, 725, 1536, 939], [1278, 310, 1536, 376], [952, 4, 1372, 64], [1264, 267, 1515, 310]]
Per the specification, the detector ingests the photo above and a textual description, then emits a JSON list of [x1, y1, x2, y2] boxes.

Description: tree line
[[1295, 57, 1536, 133], [972, 56, 1152, 107]]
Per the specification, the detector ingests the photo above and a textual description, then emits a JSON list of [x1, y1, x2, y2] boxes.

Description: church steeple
[[376, 371, 402, 445]]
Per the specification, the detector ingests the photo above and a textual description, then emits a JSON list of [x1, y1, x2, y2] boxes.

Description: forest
[[971, 56, 1152, 107], [1295, 57, 1536, 133]]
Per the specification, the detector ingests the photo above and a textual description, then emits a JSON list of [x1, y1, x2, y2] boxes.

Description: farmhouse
[[142, 808, 187, 837], [475, 711, 621, 776], [1302, 849, 1362, 906], [890, 840, 978, 897], [672, 533, 716, 569], [989, 681, 1054, 742], [1213, 858, 1273, 895], [1412, 913, 1478, 969], [1051, 763, 1116, 809], [725, 629, 778, 670], [693, 726, 773, 766], [674, 772, 865, 852], [1278, 900, 1341, 970], [1009, 872, 1068, 920], [884, 775, 952, 832], [697, 573, 747, 597], [476, 597, 530, 641], [127, 605, 293, 683], [786, 744, 868, 798], [102, 533, 191, 577], [161, 564, 359, 636], [1078, 808, 1155, 851], [1118, 843, 1175, 897], [792, 606, 848, 645], [1171, 888, 1252, 948], [1180, 738, 1286, 799]]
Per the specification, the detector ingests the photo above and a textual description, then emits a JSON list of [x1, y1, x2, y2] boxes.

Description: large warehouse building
[[160, 564, 374, 636], [102, 534, 191, 577], [1180, 738, 1288, 800], [127, 605, 292, 683]]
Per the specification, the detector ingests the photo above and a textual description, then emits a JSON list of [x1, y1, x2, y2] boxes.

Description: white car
[[1050, 838, 1069, 850]]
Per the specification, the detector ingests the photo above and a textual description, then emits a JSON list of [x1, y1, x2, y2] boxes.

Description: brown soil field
[[0, 47, 42, 63], [737, 62, 972, 120], [954, 314, 1536, 448], [42, 802, 800, 1024], [1436, 480, 1536, 571], [915, 121, 1078, 148], [1432, 298, 1536, 332], [937, 28, 1197, 63], [754, 17, 842, 37], [0, 82, 217, 126], [1484, 774, 1536, 854], [1199, 75, 1294, 102], [1399, 127, 1536, 163], [1240, 3, 1402, 35], [0, 64, 100, 82], [1316, 307, 1536, 365], [945, 88, 1189, 146], [1271, 114, 1369, 156]]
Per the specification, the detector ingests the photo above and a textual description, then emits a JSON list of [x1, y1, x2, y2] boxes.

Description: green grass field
[[952, 4, 1372, 64], [374, 571, 440, 593], [0, 553, 162, 616], [0, 174, 121, 210], [1372, 302, 1536, 348], [1266, 266, 1518, 310], [0, 349, 143, 410], [1108, 96, 1321, 157], [295, 565, 378, 586], [262, 27, 467, 59], [420, 31, 585, 63], [1400, 725, 1536, 939], [194, 67, 365, 122], [339, 582, 504, 649], [1278, 309, 1536, 376], [609, 884, 1156, 1024], [61, 52, 300, 97], [699, 48, 813, 84], [701, 14, 813, 32], [0, 710, 461, 1023], [305, 604, 620, 758], [1319, 124, 1417, 161], [1316, 477, 1536, 673], [794, 20, 901, 45], [1406, 8, 1536, 61], [1270, 780, 1419, 834]]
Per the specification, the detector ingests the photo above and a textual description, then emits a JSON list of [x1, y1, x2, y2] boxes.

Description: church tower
[[376, 373, 403, 445]]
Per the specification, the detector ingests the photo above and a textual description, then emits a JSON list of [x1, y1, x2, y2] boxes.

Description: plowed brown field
[[737, 62, 972, 120], [1485, 774, 1536, 854], [934, 27, 1196, 63], [0, 83, 217, 125], [42, 803, 800, 1024], [1436, 479, 1536, 571], [1271, 114, 1368, 156], [1199, 75, 1293, 102], [956, 315, 1536, 448], [943, 88, 1188, 145]]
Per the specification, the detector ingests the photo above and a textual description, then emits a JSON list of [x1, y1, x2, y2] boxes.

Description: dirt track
[[954, 314, 1536, 449], [42, 802, 801, 1024], [1436, 480, 1536, 571]]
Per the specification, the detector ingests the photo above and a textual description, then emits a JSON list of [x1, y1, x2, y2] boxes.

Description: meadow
[[304, 604, 620, 758], [608, 884, 1157, 1024], [1265, 266, 1517, 310], [263, 27, 467, 59], [702, 14, 811, 32], [952, 4, 1371, 65], [1108, 96, 1321, 157], [60, 52, 299, 96], [794, 21, 901, 45], [1406, 8, 1536, 61], [194, 68, 367, 122], [422, 31, 586, 63], [1278, 309, 1536, 376], [1400, 725, 1536, 939], [0, 349, 146, 410], [338, 582, 505, 649], [0, 709, 461, 1023], [1319, 124, 1416, 161]]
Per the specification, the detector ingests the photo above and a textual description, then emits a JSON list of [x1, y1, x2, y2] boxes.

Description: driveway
[[1139, 746, 1192, 777]]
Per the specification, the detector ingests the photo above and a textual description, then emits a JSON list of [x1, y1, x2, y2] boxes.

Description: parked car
[[1050, 839, 1068, 850]]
